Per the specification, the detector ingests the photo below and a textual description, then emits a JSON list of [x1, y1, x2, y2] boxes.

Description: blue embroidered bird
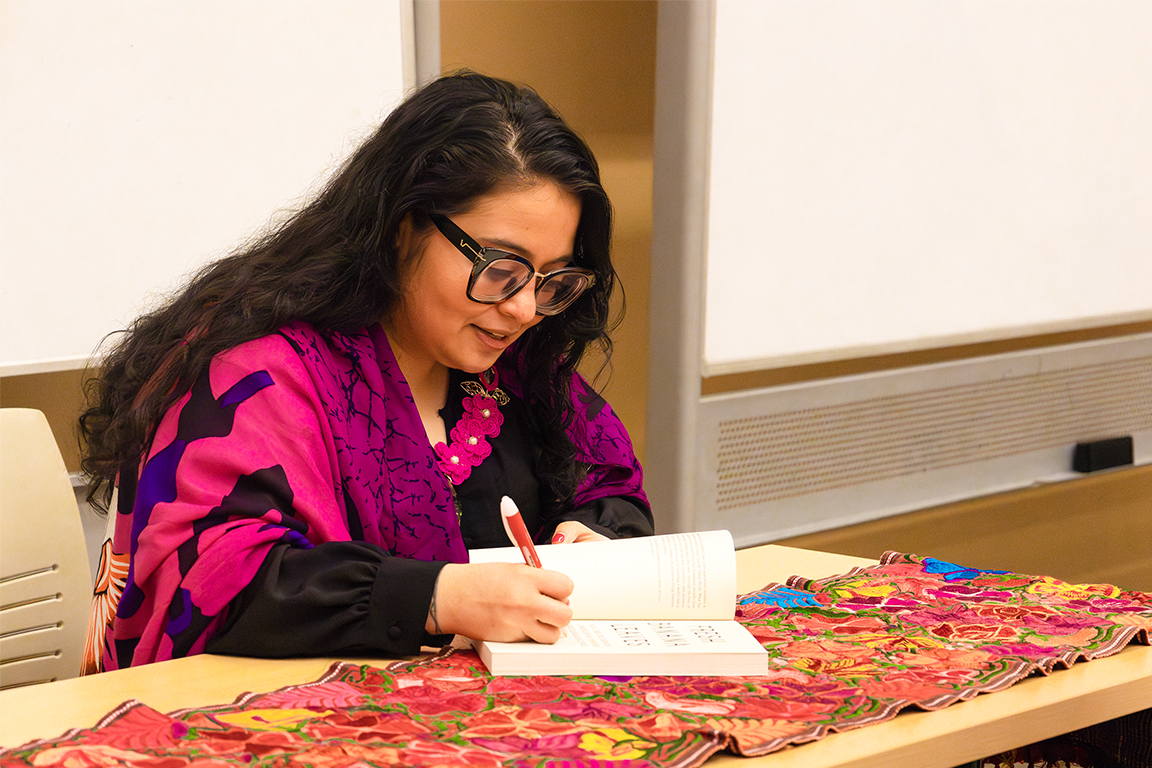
[[923, 557, 1011, 582], [740, 586, 823, 608]]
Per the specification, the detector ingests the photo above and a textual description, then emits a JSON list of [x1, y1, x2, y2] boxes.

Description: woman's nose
[[499, 281, 538, 323]]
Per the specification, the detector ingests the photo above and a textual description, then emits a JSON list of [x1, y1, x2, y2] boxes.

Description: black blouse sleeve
[[205, 541, 449, 658], [547, 496, 654, 541]]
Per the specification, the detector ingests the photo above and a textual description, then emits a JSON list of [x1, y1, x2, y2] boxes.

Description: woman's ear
[[393, 212, 434, 274], [394, 213, 415, 262]]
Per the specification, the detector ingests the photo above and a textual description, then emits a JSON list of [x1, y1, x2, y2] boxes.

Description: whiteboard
[[1, 0, 412, 375], [703, 0, 1152, 375]]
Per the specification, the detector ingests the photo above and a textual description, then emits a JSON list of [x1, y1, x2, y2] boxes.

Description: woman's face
[[387, 180, 582, 377]]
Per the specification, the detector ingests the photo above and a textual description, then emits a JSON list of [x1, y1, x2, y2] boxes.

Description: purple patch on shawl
[[220, 370, 274, 407], [167, 588, 195, 635]]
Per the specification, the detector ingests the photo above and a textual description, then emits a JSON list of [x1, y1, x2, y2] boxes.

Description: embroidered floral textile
[[7, 553, 1148, 768]]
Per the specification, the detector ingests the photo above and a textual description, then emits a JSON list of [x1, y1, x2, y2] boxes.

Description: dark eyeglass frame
[[428, 212, 596, 316]]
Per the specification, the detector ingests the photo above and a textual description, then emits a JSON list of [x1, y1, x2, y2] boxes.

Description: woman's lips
[[474, 325, 517, 348]]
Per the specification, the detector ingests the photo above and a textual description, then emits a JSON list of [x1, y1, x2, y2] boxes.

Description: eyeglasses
[[429, 213, 596, 316]]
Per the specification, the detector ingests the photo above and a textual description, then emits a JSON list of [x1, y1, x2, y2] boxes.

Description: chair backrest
[[0, 408, 92, 688]]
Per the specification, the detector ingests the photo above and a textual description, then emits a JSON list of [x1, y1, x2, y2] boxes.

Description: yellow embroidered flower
[[578, 728, 656, 759], [852, 631, 948, 653], [215, 708, 333, 731], [827, 579, 898, 599], [1026, 576, 1121, 600]]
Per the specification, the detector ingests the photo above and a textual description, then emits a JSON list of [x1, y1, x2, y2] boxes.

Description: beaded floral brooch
[[434, 368, 509, 485]]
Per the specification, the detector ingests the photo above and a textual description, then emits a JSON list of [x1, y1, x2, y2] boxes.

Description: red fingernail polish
[[552, 532, 565, 544]]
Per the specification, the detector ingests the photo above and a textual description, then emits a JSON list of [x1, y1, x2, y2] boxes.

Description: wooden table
[[2, 545, 1149, 767]]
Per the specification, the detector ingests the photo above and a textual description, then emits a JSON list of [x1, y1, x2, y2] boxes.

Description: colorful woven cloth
[[4, 553, 1149, 767]]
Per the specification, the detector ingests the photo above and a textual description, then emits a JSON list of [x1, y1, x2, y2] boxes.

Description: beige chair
[[0, 408, 92, 688]]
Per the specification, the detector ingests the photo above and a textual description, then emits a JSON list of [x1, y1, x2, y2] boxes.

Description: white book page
[[472, 619, 769, 676], [467, 530, 737, 620], [482, 620, 764, 656]]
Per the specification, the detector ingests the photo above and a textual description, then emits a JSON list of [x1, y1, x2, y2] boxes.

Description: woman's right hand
[[425, 562, 574, 644]]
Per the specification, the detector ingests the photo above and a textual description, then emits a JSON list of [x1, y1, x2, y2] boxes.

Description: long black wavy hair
[[80, 71, 618, 513]]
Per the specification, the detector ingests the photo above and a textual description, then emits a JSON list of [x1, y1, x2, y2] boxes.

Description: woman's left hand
[[550, 520, 609, 544]]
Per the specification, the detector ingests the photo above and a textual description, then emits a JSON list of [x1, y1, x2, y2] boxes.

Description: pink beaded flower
[[435, 372, 506, 485]]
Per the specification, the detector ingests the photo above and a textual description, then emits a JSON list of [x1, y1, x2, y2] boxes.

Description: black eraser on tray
[[1072, 436, 1134, 473]]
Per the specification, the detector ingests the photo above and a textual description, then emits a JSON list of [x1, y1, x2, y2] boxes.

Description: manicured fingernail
[[551, 532, 566, 544]]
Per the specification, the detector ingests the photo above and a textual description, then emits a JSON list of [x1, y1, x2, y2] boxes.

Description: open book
[[465, 530, 768, 676]]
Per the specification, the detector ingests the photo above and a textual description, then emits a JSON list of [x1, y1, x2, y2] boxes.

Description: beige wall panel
[[440, 0, 656, 461], [779, 465, 1152, 592]]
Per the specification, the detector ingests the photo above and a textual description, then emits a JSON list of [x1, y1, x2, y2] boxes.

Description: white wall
[[703, 0, 1152, 375], [1, 0, 413, 375]]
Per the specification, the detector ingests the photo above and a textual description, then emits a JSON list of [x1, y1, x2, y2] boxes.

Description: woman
[[79, 71, 652, 672]]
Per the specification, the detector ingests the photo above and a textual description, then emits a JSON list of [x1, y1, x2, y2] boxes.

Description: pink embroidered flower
[[643, 690, 737, 715], [80, 704, 187, 751], [457, 706, 576, 740], [435, 442, 474, 485], [29, 745, 157, 767], [486, 674, 608, 703], [447, 423, 494, 463], [255, 680, 366, 710], [856, 669, 968, 701], [301, 710, 433, 743], [398, 738, 506, 768], [463, 394, 503, 434]]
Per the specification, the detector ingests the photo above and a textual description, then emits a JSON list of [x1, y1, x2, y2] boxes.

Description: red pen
[[500, 495, 542, 568]]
